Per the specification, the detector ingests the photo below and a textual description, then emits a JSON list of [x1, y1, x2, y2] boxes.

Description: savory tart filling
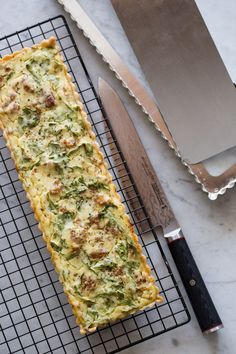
[[0, 37, 162, 333]]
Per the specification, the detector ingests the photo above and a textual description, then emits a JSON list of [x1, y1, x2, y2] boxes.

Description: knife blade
[[112, 0, 236, 164], [99, 77, 223, 334]]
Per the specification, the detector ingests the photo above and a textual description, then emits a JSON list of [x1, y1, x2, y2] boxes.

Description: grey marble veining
[[1, 1, 236, 353]]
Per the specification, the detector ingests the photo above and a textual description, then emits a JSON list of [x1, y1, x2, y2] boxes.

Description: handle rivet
[[189, 279, 196, 286]]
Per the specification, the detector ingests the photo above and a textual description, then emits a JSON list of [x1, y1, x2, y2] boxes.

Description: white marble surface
[[1, 1, 236, 353]]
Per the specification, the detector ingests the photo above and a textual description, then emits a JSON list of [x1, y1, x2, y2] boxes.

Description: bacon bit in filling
[[81, 276, 97, 291], [59, 207, 68, 213], [61, 138, 76, 148], [94, 236, 103, 243], [70, 229, 85, 249], [135, 273, 147, 288], [89, 249, 108, 259], [45, 94, 55, 107], [5, 101, 20, 113], [106, 226, 120, 236], [9, 90, 17, 100], [89, 215, 100, 225], [112, 266, 123, 276], [50, 179, 62, 195], [22, 76, 35, 93]]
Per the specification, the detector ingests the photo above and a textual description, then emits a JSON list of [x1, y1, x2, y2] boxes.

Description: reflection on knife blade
[[106, 133, 147, 232]]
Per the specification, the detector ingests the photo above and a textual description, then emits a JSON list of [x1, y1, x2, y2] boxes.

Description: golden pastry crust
[[0, 37, 162, 333]]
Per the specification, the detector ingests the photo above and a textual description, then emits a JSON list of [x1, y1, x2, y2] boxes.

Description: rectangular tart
[[0, 37, 162, 333]]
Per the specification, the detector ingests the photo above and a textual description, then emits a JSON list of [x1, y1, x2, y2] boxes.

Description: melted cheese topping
[[0, 37, 162, 333]]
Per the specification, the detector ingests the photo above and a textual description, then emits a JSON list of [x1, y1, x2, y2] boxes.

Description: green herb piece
[[127, 237, 138, 255], [71, 176, 85, 186], [26, 60, 41, 84], [57, 211, 75, 230], [28, 159, 41, 170], [91, 258, 116, 271], [53, 165, 63, 177], [65, 251, 80, 260], [67, 146, 81, 158], [18, 107, 40, 130], [26, 55, 50, 83], [50, 241, 62, 252], [87, 180, 109, 190], [127, 260, 139, 272], [115, 240, 128, 261], [98, 204, 116, 219], [98, 204, 122, 231], [48, 152, 68, 164], [63, 177, 88, 198], [6, 71, 14, 81], [70, 119, 85, 135], [64, 185, 87, 198], [48, 142, 61, 153], [53, 59, 63, 72], [122, 298, 135, 307], [47, 193, 59, 211], [95, 289, 125, 301], [47, 141, 68, 163], [59, 211, 75, 222], [85, 143, 93, 156], [76, 198, 84, 210]]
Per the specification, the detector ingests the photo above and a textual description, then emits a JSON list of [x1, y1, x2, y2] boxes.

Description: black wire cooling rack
[[0, 15, 190, 354]]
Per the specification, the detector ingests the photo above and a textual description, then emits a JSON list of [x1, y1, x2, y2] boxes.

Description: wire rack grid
[[0, 15, 190, 354]]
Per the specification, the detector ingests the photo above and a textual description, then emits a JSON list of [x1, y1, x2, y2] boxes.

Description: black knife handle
[[168, 231, 223, 334]]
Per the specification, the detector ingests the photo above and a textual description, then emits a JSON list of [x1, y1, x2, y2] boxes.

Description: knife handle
[[168, 231, 223, 334]]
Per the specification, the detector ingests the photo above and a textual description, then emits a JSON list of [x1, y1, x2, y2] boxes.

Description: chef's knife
[[99, 77, 223, 334]]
